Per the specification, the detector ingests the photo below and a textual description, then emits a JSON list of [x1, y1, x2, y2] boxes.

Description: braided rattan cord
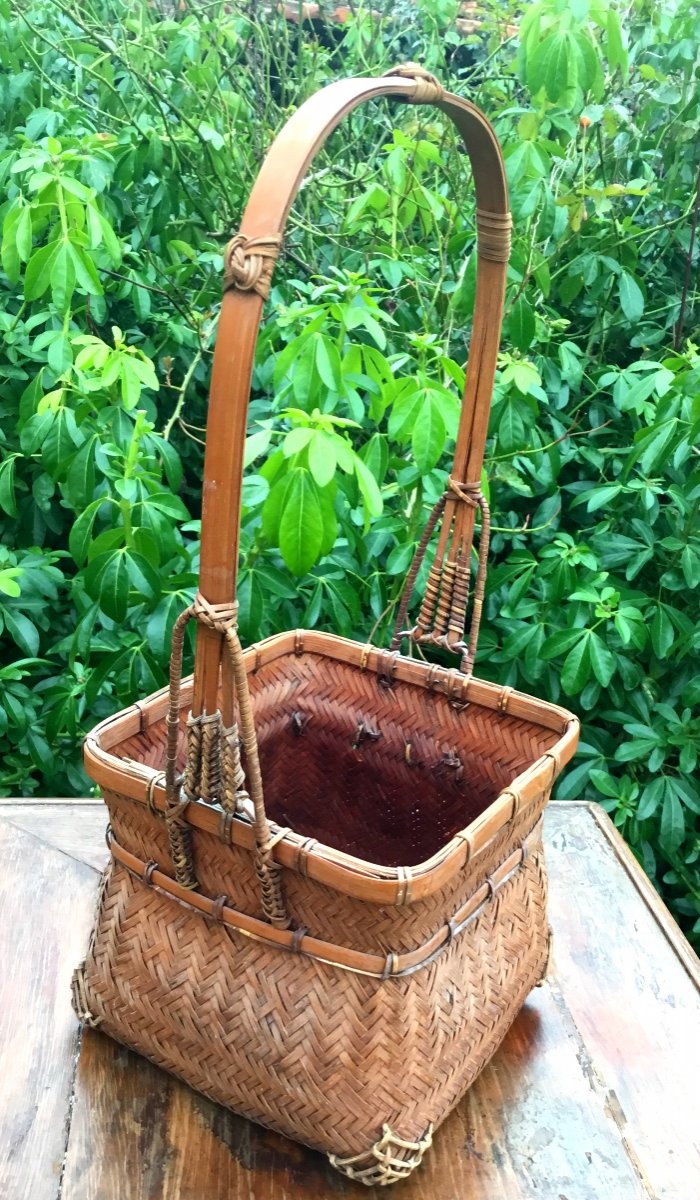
[[391, 478, 491, 674], [165, 593, 290, 927]]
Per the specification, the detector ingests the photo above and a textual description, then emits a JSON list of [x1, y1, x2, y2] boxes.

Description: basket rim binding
[[84, 628, 579, 907]]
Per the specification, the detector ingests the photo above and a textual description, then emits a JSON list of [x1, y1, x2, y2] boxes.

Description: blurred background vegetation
[[0, 0, 698, 943]]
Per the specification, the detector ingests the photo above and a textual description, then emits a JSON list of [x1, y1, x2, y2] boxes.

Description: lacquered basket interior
[[113, 648, 561, 868]]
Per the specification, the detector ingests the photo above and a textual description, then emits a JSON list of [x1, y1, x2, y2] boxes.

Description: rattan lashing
[[73, 67, 579, 1185]]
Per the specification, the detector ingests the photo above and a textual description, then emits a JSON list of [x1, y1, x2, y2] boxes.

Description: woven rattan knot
[[223, 233, 281, 299], [475, 208, 512, 263], [383, 63, 444, 104], [192, 593, 238, 633], [447, 476, 482, 506], [329, 1123, 434, 1185]]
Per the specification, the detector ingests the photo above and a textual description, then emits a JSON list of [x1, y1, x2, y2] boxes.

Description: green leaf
[[659, 788, 684, 854], [69, 498, 106, 566], [146, 592, 186, 658], [354, 455, 383, 519], [146, 492, 190, 520], [237, 569, 264, 639], [588, 631, 615, 686], [636, 778, 664, 821], [42, 406, 82, 477], [67, 241, 102, 295], [48, 332, 73, 374], [531, 31, 577, 102], [0, 568, 22, 598], [618, 272, 644, 322], [278, 468, 323, 575], [283, 427, 314, 458], [24, 241, 60, 300], [261, 472, 293, 544], [586, 483, 622, 512], [244, 429, 272, 467], [509, 294, 535, 352], [315, 336, 341, 391], [680, 545, 700, 589], [412, 390, 446, 473], [241, 475, 269, 509], [606, 6, 628, 75], [0, 456, 19, 517], [64, 435, 97, 507], [84, 550, 130, 622], [15, 205, 33, 262], [498, 397, 525, 453], [124, 550, 161, 600], [119, 359, 142, 409], [318, 486, 338, 555], [2, 203, 21, 281], [650, 605, 674, 659], [561, 633, 591, 695], [542, 628, 584, 659], [307, 431, 337, 488], [3, 610, 40, 656], [50, 241, 76, 312]]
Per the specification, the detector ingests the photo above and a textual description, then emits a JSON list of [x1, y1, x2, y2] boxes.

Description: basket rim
[[84, 629, 579, 905]]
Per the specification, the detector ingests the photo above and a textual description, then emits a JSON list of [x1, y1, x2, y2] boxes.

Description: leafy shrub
[[0, 0, 698, 942]]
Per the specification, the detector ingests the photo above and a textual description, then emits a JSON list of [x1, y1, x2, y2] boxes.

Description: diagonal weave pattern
[[73, 828, 549, 1166]]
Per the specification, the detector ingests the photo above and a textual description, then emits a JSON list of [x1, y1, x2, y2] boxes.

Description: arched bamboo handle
[[194, 66, 510, 719]]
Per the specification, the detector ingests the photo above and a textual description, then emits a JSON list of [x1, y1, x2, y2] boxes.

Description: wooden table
[[1, 799, 698, 1200]]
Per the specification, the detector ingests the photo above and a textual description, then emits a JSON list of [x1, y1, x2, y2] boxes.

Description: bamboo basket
[[73, 66, 580, 1186]]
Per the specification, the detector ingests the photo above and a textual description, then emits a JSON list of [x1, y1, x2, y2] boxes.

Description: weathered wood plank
[[546, 802, 700, 1200], [0, 801, 108, 873], [0, 822, 99, 1200]]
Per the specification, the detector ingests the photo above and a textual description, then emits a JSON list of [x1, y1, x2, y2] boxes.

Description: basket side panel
[[103, 785, 549, 954], [74, 833, 549, 1161]]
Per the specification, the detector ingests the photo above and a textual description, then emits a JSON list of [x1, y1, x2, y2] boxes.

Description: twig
[[163, 349, 204, 441], [674, 161, 700, 350]]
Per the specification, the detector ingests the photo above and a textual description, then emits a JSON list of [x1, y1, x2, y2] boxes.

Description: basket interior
[[114, 650, 560, 869]]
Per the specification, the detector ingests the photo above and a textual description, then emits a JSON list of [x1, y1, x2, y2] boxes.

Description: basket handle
[[165, 67, 509, 908], [195, 66, 509, 717]]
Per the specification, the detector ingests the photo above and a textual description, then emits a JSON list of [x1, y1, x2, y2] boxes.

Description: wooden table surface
[[1, 799, 698, 1200]]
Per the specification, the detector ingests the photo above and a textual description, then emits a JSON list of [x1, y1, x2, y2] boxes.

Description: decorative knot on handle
[[476, 208, 512, 263], [192, 593, 239, 632], [383, 63, 444, 105], [448, 476, 482, 505], [223, 233, 282, 299]]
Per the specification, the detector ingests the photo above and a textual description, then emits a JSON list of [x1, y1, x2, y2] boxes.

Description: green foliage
[[0, 0, 699, 942]]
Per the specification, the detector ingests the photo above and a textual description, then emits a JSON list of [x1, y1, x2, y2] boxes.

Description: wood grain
[[1, 801, 699, 1200], [0, 800, 108, 873], [546, 803, 700, 1200], [0, 822, 99, 1200]]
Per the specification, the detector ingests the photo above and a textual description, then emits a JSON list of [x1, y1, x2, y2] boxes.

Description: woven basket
[[73, 66, 580, 1187]]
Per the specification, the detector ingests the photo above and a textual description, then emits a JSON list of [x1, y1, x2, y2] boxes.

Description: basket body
[[73, 70, 582, 1184], [76, 633, 578, 1183]]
